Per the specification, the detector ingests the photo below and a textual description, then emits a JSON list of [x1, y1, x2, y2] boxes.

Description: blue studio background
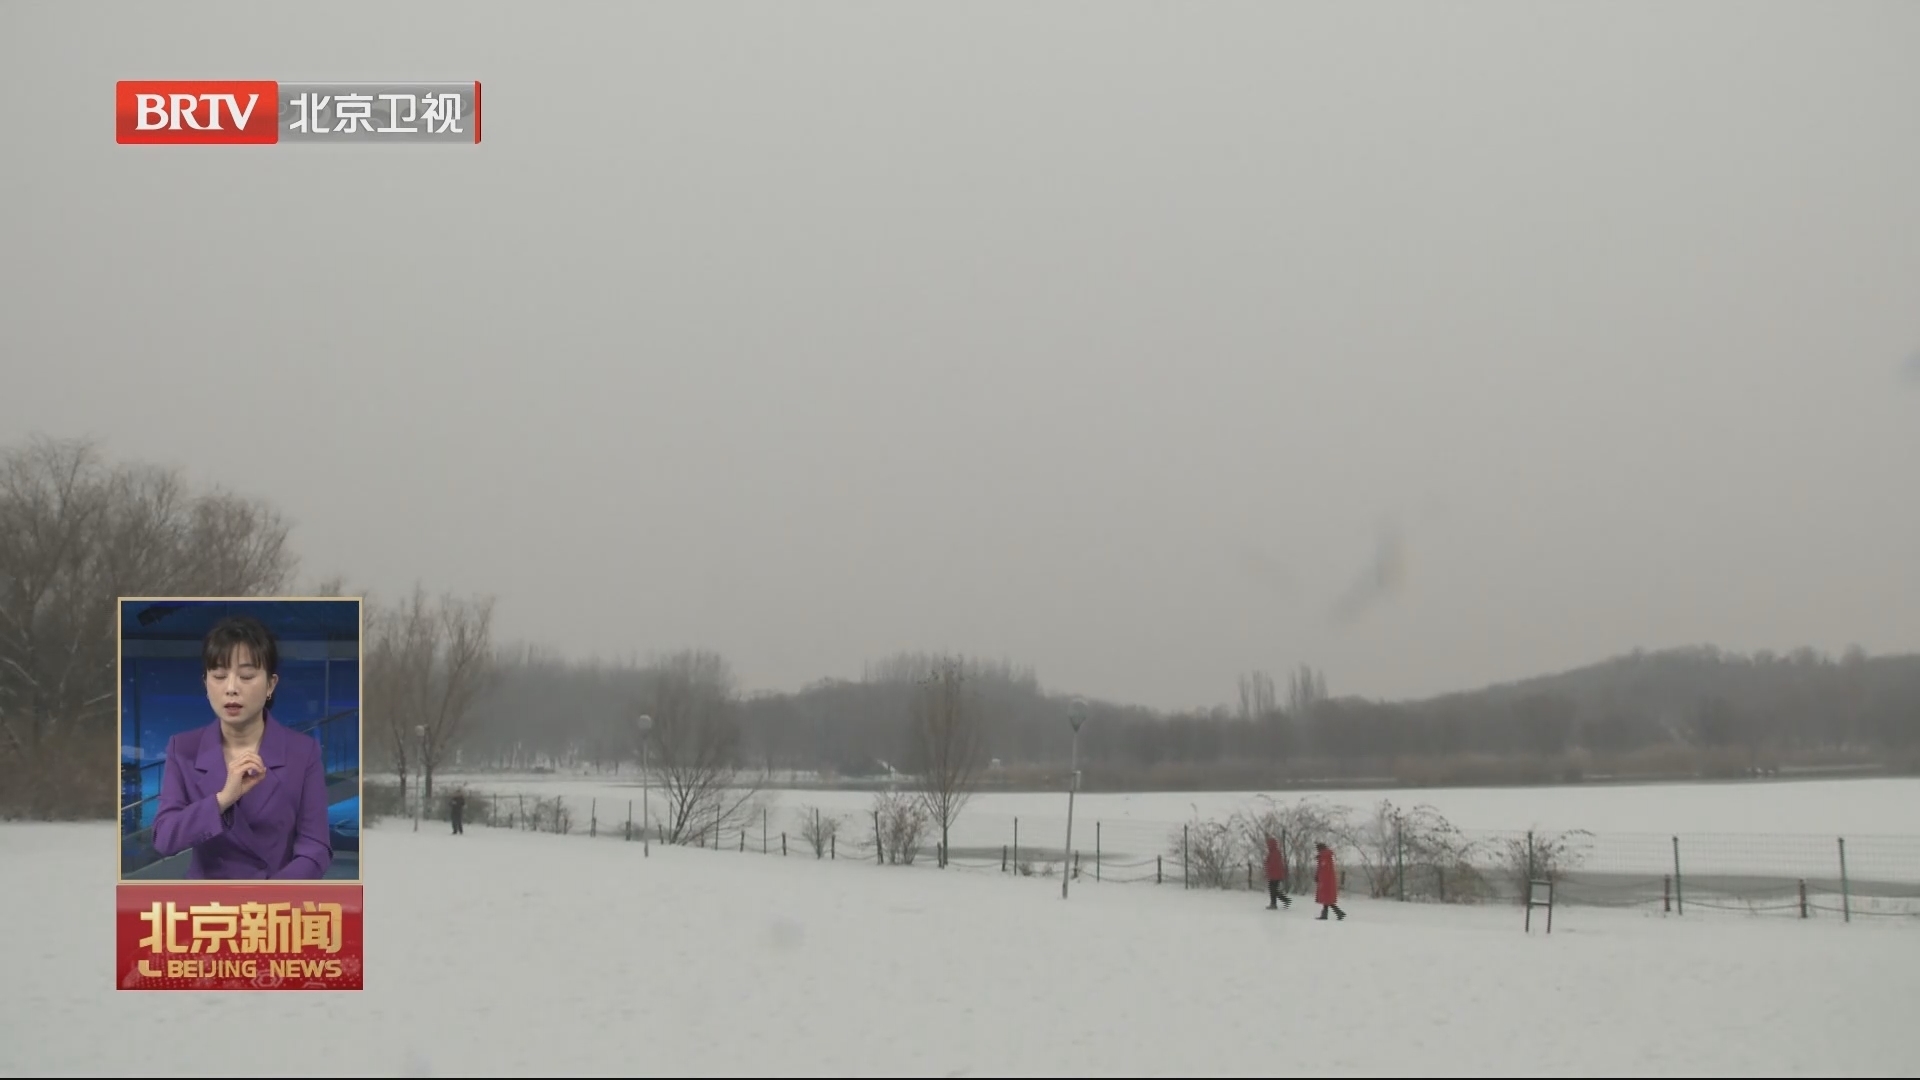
[[119, 599, 361, 880]]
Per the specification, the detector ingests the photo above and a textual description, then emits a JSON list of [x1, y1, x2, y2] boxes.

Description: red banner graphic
[[116, 883, 363, 991]]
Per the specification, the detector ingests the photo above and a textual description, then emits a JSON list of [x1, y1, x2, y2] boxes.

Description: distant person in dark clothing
[[449, 790, 466, 835], [1264, 835, 1292, 910], [1314, 841, 1347, 921]]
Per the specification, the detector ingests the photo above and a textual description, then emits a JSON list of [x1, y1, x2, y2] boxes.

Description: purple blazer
[[149, 713, 335, 880]]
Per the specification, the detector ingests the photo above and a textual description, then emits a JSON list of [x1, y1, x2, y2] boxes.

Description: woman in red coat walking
[[1263, 835, 1292, 910], [1313, 841, 1347, 921]]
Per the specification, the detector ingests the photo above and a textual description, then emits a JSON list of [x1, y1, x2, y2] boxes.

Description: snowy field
[[427, 774, 1920, 892], [6, 818, 1920, 1078]]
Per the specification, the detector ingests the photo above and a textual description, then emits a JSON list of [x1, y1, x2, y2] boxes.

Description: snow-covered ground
[[5, 819, 1919, 1077], [424, 772, 1920, 836], [427, 774, 1920, 900]]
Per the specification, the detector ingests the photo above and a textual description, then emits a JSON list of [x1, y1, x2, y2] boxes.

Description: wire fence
[[372, 784, 1920, 924]]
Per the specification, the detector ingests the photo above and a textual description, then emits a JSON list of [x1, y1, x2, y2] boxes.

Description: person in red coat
[[1313, 841, 1347, 921], [1263, 835, 1292, 910]]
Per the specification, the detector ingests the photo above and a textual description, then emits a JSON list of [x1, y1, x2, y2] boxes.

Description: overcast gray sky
[[3, 1, 1916, 711]]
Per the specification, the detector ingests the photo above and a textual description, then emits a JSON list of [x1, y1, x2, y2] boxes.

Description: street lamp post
[[1062, 698, 1089, 900], [412, 724, 427, 833], [635, 713, 653, 857]]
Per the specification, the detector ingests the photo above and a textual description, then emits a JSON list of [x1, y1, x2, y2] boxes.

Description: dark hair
[[203, 614, 280, 708]]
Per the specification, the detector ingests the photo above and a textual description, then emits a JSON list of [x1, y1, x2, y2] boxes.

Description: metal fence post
[[1671, 835, 1684, 915], [1395, 819, 1405, 901], [1838, 837, 1852, 923]]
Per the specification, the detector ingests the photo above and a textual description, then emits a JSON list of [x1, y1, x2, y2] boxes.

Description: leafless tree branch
[[909, 656, 986, 867], [0, 435, 295, 818], [642, 649, 761, 845]]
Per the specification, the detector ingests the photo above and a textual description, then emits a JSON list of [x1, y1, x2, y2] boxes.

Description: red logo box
[[116, 882, 363, 990], [116, 81, 279, 144]]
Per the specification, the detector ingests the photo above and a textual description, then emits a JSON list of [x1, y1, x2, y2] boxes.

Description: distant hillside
[[451, 645, 1920, 794], [1292, 644, 1920, 789], [1433, 644, 1920, 753]]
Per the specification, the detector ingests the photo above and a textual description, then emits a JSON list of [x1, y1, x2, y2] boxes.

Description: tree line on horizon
[[3, 434, 1917, 824]]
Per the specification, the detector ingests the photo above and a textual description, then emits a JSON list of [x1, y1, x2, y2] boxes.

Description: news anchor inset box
[[116, 597, 365, 991], [114, 80, 481, 144]]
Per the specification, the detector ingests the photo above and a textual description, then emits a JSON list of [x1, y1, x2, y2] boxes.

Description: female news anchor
[[149, 613, 335, 880]]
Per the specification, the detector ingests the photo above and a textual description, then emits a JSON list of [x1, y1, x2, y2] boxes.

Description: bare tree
[[908, 656, 985, 868], [1170, 811, 1243, 889], [364, 584, 497, 805], [873, 788, 929, 865], [1347, 799, 1413, 898], [795, 804, 842, 858], [0, 436, 296, 819], [1232, 795, 1353, 894], [175, 491, 297, 594], [1238, 670, 1277, 720], [1340, 799, 1486, 902], [1229, 796, 1493, 903], [362, 602, 415, 802], [1498, 826, 1594, 905], [0, 439, 111, 770], [864, 651, 1038, 690], [308, 575, 356, 598], [643, 649, 760, 845], [1286, 664, 1327, 718]]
